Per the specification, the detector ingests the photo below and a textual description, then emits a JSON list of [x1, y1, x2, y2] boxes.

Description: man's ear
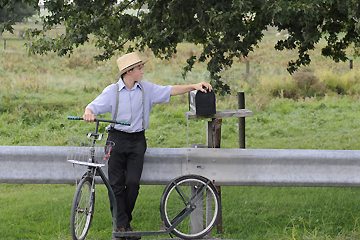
[[123, 70, 131, 77]]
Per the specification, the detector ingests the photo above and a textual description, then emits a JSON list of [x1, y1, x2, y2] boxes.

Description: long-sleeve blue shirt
[[87, 78, 171, 133]]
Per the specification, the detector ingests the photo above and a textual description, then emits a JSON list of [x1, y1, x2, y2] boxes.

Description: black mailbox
[[189, 90, 216, 116]]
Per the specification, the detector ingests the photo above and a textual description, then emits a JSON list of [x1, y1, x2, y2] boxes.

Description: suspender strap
[[111, 83, 120, 129], [111, 82, 145, 130], [141, 84, 145, 129]]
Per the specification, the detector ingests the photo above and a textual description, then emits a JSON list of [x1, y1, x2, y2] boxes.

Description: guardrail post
[[207, 118, 223, 234], [191, 185, 204, 232]]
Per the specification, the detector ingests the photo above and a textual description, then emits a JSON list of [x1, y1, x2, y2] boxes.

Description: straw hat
[[116, 52, 147, 75]]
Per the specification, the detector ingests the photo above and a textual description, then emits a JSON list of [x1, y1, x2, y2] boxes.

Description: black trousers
[[107, 129, 147, 228]]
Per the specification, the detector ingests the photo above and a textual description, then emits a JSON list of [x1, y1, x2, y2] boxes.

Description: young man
[[83, 52, 212, 240]]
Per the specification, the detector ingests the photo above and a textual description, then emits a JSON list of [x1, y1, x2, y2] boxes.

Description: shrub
[[258, 76, 299, 99], [256, 68, 327, 100], [319, 70, 360, 95], [292, 68, 326, 98]]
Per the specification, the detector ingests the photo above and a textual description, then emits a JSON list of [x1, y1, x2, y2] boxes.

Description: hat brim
[[120, 59, 148, 75]]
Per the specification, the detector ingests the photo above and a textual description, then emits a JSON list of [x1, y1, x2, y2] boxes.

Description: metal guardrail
[[1, 146, 360, 186]]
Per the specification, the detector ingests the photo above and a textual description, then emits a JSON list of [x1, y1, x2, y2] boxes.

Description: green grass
[[2, 23, 360, 239], [221, 186, 360, 240], [2, 184, 360, 240]]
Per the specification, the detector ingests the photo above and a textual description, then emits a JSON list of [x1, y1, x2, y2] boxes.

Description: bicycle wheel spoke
[[190, 182, 207, 204], [170, 207, 190, 225], [174, 184, 190, 206], [75, 214, 83, 235], [75, 193, 87, 236]]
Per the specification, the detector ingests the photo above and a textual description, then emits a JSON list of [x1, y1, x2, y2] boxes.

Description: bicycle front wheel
[[160, 175, 220, 239], [70, 176, 95, 240]]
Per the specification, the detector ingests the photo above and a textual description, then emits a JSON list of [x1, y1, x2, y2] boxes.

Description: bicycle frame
[[112, 206, 196, 238], [112, 179, 211, 238]]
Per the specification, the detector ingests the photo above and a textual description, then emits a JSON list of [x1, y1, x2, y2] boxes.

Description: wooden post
[[245, 59, 250, 77], [207, 118, 223, 234], [207, 118, 222, 148], [238, 92, 246, 148], [186, 108, 253, 235]]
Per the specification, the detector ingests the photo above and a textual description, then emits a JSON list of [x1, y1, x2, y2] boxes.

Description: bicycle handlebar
[[67, 116, 131, 126]]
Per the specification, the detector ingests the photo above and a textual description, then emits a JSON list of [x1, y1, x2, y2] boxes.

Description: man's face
[[128, 64, 144, 81]]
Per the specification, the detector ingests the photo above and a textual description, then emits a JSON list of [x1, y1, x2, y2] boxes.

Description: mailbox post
[[186, 92, 253, 234]]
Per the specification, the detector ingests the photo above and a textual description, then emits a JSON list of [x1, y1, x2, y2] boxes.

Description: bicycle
[[67, 116, 221, 240]]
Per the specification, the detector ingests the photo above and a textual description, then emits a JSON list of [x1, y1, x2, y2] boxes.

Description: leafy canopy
[[1, 0, 38, 34], [21, 0, 360, 94]]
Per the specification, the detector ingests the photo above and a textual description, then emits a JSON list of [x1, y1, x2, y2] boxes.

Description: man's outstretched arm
[[170, 82, 212, 96]]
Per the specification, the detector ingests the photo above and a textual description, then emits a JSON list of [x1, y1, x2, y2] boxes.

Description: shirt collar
[[117, 78, 142, 91]]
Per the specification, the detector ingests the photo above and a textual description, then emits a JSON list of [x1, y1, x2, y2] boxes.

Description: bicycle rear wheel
[[160, 175, 220, 239], [70, 176, 95, 240]]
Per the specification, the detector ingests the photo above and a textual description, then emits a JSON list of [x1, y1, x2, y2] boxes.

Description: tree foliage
[[0, 0, 38, 34], [23, 0, 360, 94]]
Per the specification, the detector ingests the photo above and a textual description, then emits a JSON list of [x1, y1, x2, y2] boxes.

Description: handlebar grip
[[96, 118, 131, 126], [67, 116, 83, 120], [116, 121, 131, 126]]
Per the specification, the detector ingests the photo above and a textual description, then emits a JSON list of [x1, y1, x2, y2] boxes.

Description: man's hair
[[120, 66, 136, 79]]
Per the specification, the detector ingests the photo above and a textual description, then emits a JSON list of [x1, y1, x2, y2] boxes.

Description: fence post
[[245, 59, 250, 78], [238, 92, 246, 148], [207, 118, 222, 148]]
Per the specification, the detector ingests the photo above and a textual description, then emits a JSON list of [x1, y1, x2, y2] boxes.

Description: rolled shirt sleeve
[[140, 81, 171, 130], [148, 82, 171, 104]]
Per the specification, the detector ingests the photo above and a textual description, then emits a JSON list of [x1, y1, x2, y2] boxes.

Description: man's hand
[[83, 108, 96, 122], [170, 82, 213, 96], [193, 82, 213, 93]]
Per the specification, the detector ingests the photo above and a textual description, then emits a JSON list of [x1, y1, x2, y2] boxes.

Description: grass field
[[1, 23, 360, 239], [2, 184, 360, 240]]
